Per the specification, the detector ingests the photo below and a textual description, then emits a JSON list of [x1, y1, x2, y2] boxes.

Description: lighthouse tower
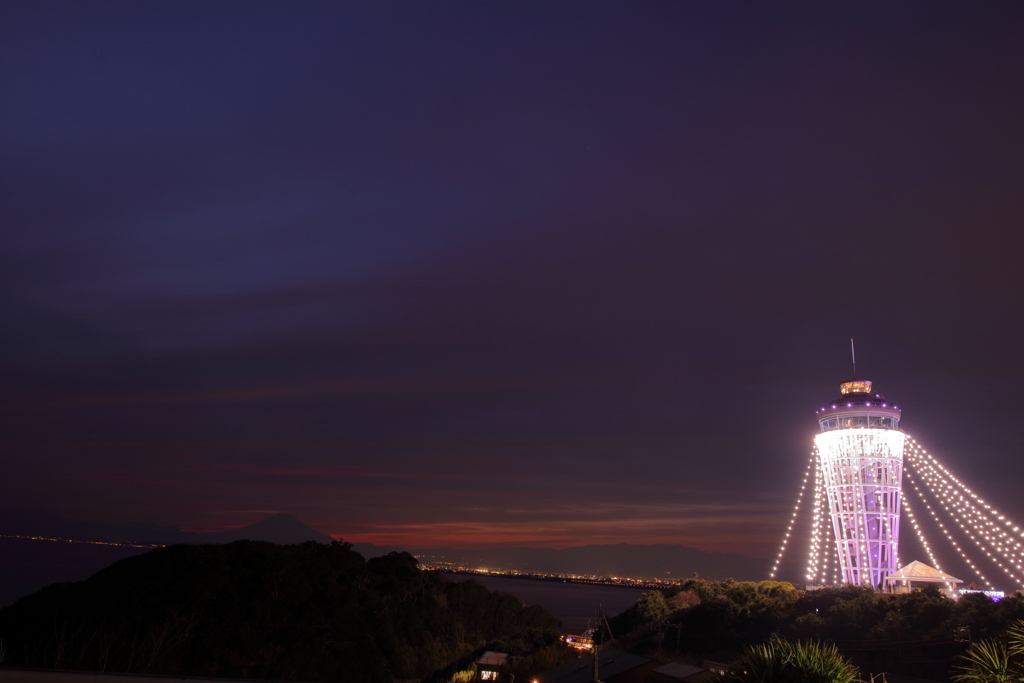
[[814, 380, 905, 590]]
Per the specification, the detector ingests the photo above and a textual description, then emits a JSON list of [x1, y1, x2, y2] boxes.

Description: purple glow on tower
[[814, 380, 905, 590]]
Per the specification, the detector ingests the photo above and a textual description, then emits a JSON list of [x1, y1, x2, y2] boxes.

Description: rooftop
[[534, 648, 651, 683]]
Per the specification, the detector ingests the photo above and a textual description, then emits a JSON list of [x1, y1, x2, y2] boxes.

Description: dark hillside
[[0, 541, 565, 682], [608, 579, 1024, 682]]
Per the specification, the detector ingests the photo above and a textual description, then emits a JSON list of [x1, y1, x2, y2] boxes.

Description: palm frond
[[952, 639, 1019, 683], [1007, 619, 1024, 660], [728, 634, 860, 683]]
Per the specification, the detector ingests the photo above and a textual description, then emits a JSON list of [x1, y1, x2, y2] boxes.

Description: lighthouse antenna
[[851, 338, 857, 379]]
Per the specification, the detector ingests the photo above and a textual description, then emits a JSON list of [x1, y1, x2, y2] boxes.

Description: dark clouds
[[2, 2, 1024, 558]]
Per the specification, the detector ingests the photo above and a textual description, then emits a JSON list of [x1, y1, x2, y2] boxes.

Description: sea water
[[443, 572, 647, 632]]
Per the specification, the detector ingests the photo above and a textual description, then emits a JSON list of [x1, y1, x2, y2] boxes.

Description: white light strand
[[911, 456, 1022, 581], [806, 453, 824, 583], [908, 437, 1024, 539], [789, 432, 1024, 591], [914, 465, 1020, 576], [770, 449, 816, 579], [905, 442, 1024, 588], [907, 442, 1024, 564], [903, 463, 993, 589], [900, 483, 950, 589], [824, 506, 836, 584], [832, 505, 841, 585], [816, 429, 904, 587], [817, 461, 833, 584]]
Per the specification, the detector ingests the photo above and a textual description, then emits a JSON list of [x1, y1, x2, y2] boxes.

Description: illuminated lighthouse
[[814, 379, 905, 589]]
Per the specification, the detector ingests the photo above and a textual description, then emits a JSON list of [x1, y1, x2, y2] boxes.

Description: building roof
[[885, 560, 962, 584], [477, 651, 509, 667], [649, 662, 706, 682], [534, 648, 651, 683]]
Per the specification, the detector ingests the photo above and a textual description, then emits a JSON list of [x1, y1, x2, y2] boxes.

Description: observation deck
[[815, 380, 902, 432]]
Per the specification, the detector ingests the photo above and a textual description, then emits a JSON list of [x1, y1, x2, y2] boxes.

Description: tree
[[0, 541, 564, 683], [727, 634, 860, 683], [636, 590, 671, 622]]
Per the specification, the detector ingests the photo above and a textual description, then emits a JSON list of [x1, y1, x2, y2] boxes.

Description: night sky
[[3, 2, 1024, 560]]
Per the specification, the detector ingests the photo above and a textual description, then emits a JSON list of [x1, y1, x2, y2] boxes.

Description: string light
[[908, 456, 1023, 583], [903, 439, 1024, 590], [900, 487, 952, 589], [816, 460, 833, 584], [806, 451, 825, 583], [816, 429, 904, 587], [808, 450, 838, 585], [819, 495, 837, 585], [770, 450, 816, 579], [903, 464, 993, 589], [802, 447, 839, 586], [782, 432, 1024, 592], [907, 441, 1024, 565]]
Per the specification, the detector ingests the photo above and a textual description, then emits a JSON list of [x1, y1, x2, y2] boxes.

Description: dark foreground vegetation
[[0, 541, 573, 682], [611, 579, 1024, 681], [727, 635, 860, 683]]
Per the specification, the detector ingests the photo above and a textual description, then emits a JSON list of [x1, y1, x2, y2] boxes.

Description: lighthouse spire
[[851, 338, 857, 379]]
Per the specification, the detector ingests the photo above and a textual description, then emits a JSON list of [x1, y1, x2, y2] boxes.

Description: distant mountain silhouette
[[359, 542, 767, 581], [1, 509, 770, 608], [429, 543, 765, 580], [0, 508, 187, 545], [350, 541, 408, 558], [0, 510, 336, 606], [0, 509, 334, 546], [199, 513, 336, 544]]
